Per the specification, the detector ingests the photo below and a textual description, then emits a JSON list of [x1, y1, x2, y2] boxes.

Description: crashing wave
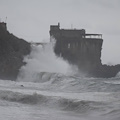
[[0, 90, 104, 113]]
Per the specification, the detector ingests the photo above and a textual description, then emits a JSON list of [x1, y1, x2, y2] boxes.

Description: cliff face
[[50, 24, 120, 78], [0, 23, 31, 80]]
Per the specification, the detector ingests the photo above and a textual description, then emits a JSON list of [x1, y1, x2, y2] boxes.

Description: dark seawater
[[0, 43, 120, 120]]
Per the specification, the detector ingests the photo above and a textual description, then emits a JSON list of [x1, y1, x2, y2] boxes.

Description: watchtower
[[50, 23, 60, 38]]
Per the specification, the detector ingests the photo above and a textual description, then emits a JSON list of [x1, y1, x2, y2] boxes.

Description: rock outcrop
[[0, 22, 31, 80], [50, 23, 120, 78]]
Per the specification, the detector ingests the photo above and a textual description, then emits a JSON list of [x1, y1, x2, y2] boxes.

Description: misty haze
[[0, 0, 120, 120]]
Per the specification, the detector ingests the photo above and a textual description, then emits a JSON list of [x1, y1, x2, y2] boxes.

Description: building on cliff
[[50, 23, 103, 73], [49, 23, 120, 77]]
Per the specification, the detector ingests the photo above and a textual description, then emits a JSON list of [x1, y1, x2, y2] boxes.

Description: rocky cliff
[[0, 23, 31, 80]]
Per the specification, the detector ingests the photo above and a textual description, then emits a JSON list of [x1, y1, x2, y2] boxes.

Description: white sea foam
[[17, 40, 80, 82], [0, 78, 120, 120]]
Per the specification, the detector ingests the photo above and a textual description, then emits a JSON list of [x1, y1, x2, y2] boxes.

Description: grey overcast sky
[[0, 0, 120, 64]]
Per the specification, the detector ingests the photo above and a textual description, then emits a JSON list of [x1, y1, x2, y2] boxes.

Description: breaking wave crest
[[17, 71, 120, 93], [17, 42, 80, 82], [0, 90, 47, 105], [0, 90, 103, 113]]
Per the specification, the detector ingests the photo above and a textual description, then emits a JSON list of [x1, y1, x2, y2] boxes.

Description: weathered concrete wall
[[60, 29, 85, 38], [50, 24, 85, 38], [54, 36, 103, 73]]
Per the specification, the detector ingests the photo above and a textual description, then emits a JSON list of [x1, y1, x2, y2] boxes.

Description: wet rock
[[0, 23, 31, 80]]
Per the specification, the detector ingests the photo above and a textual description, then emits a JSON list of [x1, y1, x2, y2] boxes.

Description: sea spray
[[17, 40, 78, 82]]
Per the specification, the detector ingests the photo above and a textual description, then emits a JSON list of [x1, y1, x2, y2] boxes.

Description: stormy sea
[[0, 41, 120, 120]]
